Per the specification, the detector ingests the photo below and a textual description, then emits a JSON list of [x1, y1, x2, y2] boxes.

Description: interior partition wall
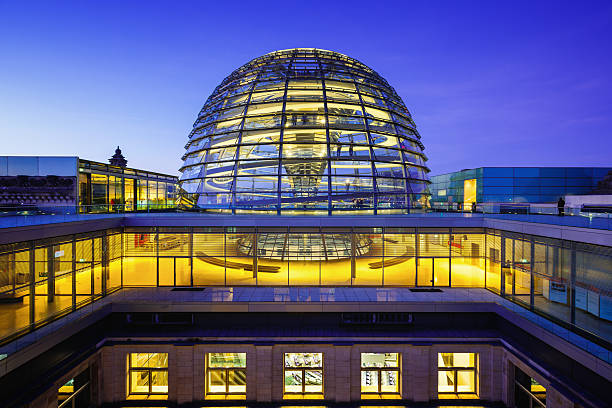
[[0, 227, 611, 348]]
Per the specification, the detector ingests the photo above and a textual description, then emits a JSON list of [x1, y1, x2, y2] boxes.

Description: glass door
[[417, 257, 450, 286]]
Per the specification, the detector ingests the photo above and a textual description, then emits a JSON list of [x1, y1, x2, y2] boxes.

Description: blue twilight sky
[[1, 0, 611, 176]]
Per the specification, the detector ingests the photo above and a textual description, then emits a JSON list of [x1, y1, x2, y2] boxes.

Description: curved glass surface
[[179, 48, 430, 214]]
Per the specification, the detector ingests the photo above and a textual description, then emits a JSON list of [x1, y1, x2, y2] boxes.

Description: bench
[[195, 251, 280, 273], [368, 247, 414, 269]]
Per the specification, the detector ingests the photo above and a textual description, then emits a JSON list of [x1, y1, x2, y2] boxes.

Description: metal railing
[[0, 203, 178, 217]]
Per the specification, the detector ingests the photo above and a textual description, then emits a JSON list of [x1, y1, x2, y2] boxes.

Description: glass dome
[[179, 48, 430, 214]]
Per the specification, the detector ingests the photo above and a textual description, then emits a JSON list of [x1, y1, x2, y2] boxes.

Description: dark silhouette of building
[[109, 146, 128, 168]]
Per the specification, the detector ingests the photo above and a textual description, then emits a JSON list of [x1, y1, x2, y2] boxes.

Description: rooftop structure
[[430, 167, 612, 212], [0, 155, 178, 214], [179, 48, 430, 214]]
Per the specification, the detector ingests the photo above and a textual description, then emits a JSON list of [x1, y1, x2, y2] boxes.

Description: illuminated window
[[360, 353, 400, 396], [206, 353, 247, 397], [283, 353, 323, 395], [127, 353, 168, 398], [437, 353, 477, 397]]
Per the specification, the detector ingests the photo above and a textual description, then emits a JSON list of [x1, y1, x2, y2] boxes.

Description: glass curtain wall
[[0, 230, 122, 343], [1, 227, 611, 347], [77, 160, 178, 213]]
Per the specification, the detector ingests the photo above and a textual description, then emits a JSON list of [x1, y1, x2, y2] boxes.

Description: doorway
[[417, 258, 450, 286]]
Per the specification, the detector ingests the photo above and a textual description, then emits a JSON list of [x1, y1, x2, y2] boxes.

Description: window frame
[[360, 352, 401, 395], [127, 353, 169, 397], [205, 352, 247, 396], [437, 352, 478, 396], [283, 352, 324, 396]]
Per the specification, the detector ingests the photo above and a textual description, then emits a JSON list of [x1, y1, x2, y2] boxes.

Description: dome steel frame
[[179, 48, 430, 215]]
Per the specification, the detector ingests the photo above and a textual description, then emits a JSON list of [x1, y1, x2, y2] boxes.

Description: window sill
[[361, 393, 401, 399], [283, 393, 324, 400], [438, 393, 479, 399]]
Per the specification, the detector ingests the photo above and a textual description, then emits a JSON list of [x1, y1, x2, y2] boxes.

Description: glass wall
[[0, 230, 122, 343], [77, 159, 178, 213], [430, 167, 612, 208], [1, 227, 611, 349]]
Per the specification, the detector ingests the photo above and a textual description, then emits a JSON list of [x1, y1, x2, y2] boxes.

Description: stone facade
[[26, 341, 577, 407]]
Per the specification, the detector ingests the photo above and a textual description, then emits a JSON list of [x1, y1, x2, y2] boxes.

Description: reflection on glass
[[437, 352, 477, 396], [361, 353, 400, 394], [284, 353, 323, 394], [128, 353, 169, 397], [207, 353, 247, 395]]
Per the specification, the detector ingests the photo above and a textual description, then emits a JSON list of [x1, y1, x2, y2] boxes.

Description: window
[[284, 353, 323, 395], [361, 353, 400, 396], [514, 366, 546, 408], [206, 353, 247, 397], [437, 353, 477, 397], [58, 369, 90, 408], [127, 353, 168, 398]]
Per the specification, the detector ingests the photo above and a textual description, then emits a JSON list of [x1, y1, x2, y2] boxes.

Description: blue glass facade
[[430, 167, 612, 206]]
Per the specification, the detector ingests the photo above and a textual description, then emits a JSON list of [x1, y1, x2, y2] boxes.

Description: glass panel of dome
[[403, 152, 422, 165], [284, 113, 325, 128], [373, 134, 401, 148], [287, 79, 321, 89], [227, 83, 253, 96], [237, 162, 278, 177], [367, 118, 395, 133], [213, 118, 242, 133], [330, 144, 368, 159], [329, 162, 373, 176], [377, 178, 406, 192], [327, 115, 364, 129], [327, 103, 363, 116], [392, 113, 414, 129], [324, 80, 356, 91], [223, 93, 250, 108], [284, 101, 325, 113], [407, 167, 425, 179], [282, 129, 327, 143], [180, 164, 203, 180], [254, 79, 285, 91], [329, 129, 368, 144], [238, 143, 280, 159], [240, 129, 279, 144], [373, 148, 402, 162], [246, 102, 284, 116], [325, 90, 359, 102], [250, 90, 285, 103], [361, 94, 387, 108], [201, 177, 233, 192], [357, 84, 383, 97], [209, 132, 240, 147], [206, 147, 237, 162], [216, 106, 245, 121], [282, 142, 328, 159], [364, 106, 392, 121], [286, 89, 323, 101], [235, 176, 277, 192], [243, 114, 282, 129]]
